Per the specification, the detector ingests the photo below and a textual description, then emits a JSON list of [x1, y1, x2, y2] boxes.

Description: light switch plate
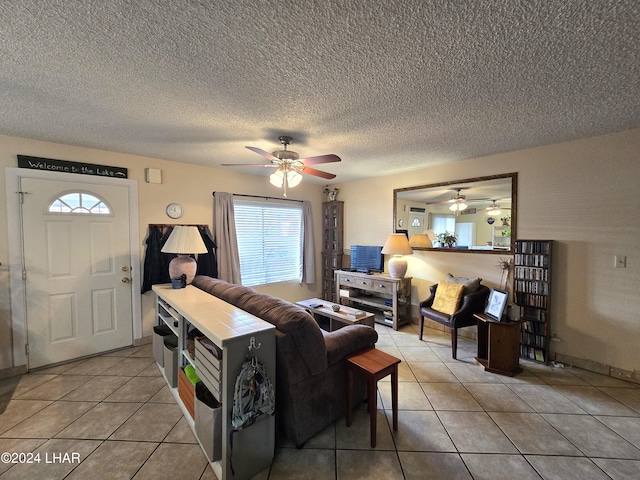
[[614, 255, 627, 268]]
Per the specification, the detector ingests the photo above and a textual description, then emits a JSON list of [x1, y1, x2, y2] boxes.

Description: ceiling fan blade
[[220, 163, 278, 168], [245, 146, 278, 162], [299, 166, 336, 179], [300, 154, 341, 165]]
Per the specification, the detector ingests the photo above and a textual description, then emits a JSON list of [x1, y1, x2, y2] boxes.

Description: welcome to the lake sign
[[17, 155, 128, 178]]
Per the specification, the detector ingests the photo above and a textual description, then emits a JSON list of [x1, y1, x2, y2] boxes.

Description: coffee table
[[296, 298, 375, 331]]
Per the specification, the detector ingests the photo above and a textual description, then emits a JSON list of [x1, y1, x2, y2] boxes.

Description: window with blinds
[[430, 214, 456, 236], [233, 198, 303, 286]]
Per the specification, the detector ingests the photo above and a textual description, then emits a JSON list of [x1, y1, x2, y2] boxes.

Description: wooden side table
[[474, 313, 522, 376], [346, 348, 401, 447]]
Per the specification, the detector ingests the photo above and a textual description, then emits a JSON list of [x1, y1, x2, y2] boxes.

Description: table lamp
[[161, 226, 208, 287], [381, 233, 413, 278], [408, 230, 438, 248]]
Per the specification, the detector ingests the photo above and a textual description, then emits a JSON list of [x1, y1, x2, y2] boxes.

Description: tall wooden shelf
[[514, 240, 552, 364], [321, 201, 344, 302]]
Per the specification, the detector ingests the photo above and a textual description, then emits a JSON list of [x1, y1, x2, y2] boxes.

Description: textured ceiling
[[1, 0, 638, 183]]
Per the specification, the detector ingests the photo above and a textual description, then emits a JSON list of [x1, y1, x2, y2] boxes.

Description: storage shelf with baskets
[[152, 284, 275, 480]]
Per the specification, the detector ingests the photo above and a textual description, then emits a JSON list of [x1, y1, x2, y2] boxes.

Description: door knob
[[121, 266, 129, 272], [122, 277, 131, 283]]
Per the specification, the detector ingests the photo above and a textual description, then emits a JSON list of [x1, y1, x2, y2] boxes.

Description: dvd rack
[[514, 240, 552, 363]]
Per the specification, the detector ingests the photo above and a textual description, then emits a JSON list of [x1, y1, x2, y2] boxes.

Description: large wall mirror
[[394, 172, 517, 254]]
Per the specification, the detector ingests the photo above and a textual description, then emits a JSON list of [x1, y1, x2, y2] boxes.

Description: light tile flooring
[[1, 323, 640, 479]]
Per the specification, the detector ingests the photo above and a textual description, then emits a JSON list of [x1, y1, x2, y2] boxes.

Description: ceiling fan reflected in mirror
[[485, 200, 512, 216], [448, 188, 468, 215], [423, 187, 494, 216], [221, 136, 341, 197]]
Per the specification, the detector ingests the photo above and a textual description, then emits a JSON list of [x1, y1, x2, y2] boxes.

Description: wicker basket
[[186, 339, 196, 360]]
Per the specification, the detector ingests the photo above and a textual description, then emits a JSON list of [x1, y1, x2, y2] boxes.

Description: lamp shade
[[287, 169, 302, 187], [381, 234, 413, 256], [382, 233, 413, 278], [161, 226, 207, 255], [409, 233, 433, 248], [269, 169, 284, 187], [161, 226, 207, 287], [449, 201, 468, 212], [410, 230, 438, 247]]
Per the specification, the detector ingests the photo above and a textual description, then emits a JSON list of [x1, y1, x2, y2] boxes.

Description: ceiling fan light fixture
[[287, 169, 302, 187], [486, 200, 502, 216], [269, 169, 284, 187], [449, 201, 468, 212]]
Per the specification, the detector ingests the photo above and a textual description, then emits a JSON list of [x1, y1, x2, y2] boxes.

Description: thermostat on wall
[[145, 168, 162, 184]]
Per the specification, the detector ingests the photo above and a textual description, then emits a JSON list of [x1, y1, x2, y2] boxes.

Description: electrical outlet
[[614, 255, 627, 268]]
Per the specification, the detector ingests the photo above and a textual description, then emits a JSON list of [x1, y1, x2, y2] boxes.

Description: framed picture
[[484, 288, 509, 321]]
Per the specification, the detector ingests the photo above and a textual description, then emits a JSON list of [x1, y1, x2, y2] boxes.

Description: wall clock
[[166, 203, 183, 219]]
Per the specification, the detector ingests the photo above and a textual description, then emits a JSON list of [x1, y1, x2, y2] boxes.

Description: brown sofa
[[191, 275, 378, 447]]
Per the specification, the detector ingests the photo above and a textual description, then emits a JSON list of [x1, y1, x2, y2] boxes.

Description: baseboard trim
[[553, 352, 640, 385], [134, 336, 152, 346], [0, 365, 28, 380], [414, 317, 639, 385]]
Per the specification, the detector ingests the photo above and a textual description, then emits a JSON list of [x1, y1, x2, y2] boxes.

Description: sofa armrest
[[323, 325, 378, 366]]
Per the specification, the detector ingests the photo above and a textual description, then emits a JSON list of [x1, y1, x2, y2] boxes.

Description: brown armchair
[[418, 283, 490, 359]]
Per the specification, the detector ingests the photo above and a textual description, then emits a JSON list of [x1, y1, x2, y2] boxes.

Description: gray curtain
[[214, 192, 241, 284], [301, 200, 316, 284]]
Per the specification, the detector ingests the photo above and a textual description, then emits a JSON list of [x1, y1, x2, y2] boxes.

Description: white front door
[[455, 222, 476, 248], [407, 211, 426, 238], [21, 178, 134, 368]]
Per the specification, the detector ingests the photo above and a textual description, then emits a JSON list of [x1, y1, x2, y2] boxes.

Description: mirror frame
[[393, 172, 518, 254]]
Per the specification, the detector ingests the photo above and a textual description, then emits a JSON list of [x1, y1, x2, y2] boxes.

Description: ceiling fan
[[423, 188, 470, 215], [423, 188, 495, 216], [448, 188, 469, 215], [484, 200, 512, 216], [221, 136, 341, 196]]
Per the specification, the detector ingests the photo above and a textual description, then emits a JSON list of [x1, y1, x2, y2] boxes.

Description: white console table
[[152, 284, 275, 480], [334, 271, 412, 330]]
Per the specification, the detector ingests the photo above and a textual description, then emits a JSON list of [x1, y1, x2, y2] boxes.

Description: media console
[[334, 270, 411, 330]]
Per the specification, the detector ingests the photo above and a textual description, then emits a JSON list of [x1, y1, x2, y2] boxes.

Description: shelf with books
[[514, 240, 552, 364]]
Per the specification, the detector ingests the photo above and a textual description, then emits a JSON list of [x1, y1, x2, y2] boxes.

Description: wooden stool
[[346, 348, 401, 447]]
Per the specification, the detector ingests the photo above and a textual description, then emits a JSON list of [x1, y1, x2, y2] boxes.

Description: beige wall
[[336, 128, 640, 375], [0, 134, 324, 370], [2, 128, 639, 375]]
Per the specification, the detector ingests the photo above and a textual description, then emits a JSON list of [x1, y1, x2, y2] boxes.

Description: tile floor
[[1, 323, 639, 479]]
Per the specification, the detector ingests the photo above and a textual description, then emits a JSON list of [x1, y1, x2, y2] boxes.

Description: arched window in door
[[47, 191, 111, 215]]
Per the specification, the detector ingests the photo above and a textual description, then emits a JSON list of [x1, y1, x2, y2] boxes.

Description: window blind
[[430, 214, 456, 236], [233, 198, 303, 286]]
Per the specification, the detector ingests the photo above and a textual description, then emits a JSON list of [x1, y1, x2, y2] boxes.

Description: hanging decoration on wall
[[17, 155, 128, 178]]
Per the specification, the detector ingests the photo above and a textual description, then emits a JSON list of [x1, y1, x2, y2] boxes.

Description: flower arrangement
[[437, 231, 457, 248]]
